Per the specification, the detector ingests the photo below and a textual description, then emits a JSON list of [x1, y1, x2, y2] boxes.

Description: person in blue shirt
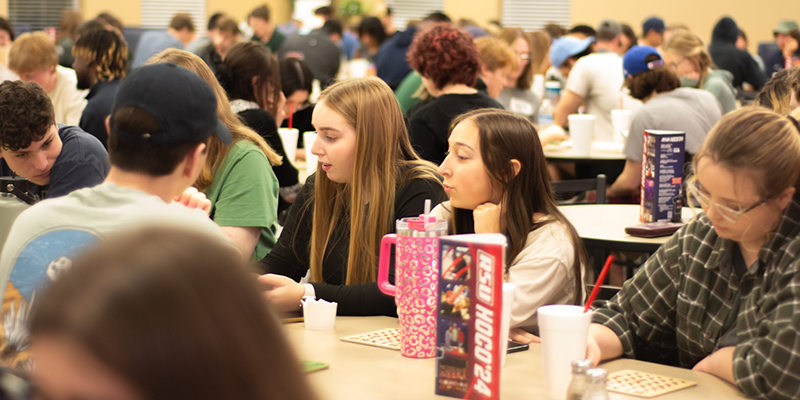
[[132, 13, 195, 69], [0, 81, 108, 199]]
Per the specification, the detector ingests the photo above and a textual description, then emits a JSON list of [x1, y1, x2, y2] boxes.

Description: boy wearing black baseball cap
[[0, 63, 235, 368]]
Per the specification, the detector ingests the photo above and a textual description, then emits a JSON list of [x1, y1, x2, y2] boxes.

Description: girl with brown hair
[[432, 108, 586, 343], [30, 226, 318, 400], [662, 30, 737, 114], [587, 107, 800, 399], [258, 77, 445, 316], [218, 41, 301, 216], [496, 27, 540, 122], [148, 49, 282, 261]]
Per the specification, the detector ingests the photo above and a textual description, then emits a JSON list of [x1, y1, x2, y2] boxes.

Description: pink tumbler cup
[[378, 215, 447, 358]]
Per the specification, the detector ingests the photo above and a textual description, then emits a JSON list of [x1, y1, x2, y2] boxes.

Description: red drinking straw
[[288, 103, 294, 130], [583, 255, 614, 313]]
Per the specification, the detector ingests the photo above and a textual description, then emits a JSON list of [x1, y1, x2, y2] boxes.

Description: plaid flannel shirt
[[593, 200, 800, 400]]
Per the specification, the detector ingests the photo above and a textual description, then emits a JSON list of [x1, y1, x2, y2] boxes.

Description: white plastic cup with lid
[[537, 304, 593, 399], [277, 128, 299, 166], [303, 131, 318, 179], [568, 114, 596, 157]]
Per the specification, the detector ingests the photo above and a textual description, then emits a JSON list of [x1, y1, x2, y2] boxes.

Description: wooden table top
[[283, 316, 743, 400], [558, 204, 697, 252]]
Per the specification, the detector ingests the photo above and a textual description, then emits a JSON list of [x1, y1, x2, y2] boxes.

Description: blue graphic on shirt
[[1, 229, 99, 369], [9, 230, 99, 301]]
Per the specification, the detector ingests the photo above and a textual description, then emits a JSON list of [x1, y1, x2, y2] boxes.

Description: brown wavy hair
[[756, 66, 800, 115], [30, 226, 319, 400], [0, 81, 54, 151], [447, 109, 586, 304], [307, 78, 442, 284], [146, 48, 281, 191], [624, 54, 680, 100], [407, 24, 480, 90]]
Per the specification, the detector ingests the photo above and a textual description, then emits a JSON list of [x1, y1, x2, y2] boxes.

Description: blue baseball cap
[[110, 63, 232, 146], [643, 17, 665, 34], [549, 35, 595, 68], [623, 46, 664, 78]]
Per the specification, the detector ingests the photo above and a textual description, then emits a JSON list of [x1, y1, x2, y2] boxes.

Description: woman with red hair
[[406, 25, 502, 165]]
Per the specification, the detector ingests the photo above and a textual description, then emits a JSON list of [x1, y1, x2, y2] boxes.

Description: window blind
[[501, 0, 571, 31], [386, 0, 445, 31], [140, 0, 206, 36], [8, 0, 76, 32]]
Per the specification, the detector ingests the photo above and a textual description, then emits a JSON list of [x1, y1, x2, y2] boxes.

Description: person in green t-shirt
[[149, 49, 283, 261], [248, 5, 286, 53]]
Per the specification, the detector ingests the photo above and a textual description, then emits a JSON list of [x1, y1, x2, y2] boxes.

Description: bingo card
[[340, 328, 401, 350], [607, 370, 696, 398]]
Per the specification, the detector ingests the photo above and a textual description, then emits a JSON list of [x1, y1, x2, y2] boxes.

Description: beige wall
[[206, 0, 291, 25], [81, 0, 141, 26], [0, 0, 6, 18], [444, 0, 500, 27], [76, 0, 290, 27], [571, 1, 800, 52]]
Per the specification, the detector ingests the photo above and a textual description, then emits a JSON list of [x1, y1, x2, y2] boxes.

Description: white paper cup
[[278, 128, 299, 166], [500, 282, 516, 367], [348, 59, 370, 78], [611, 109, 633, 142], [302, 298, 338, 330], [303, 131, 318, 179], [567, 114, 596, 157], [537, 305, 592, 400]]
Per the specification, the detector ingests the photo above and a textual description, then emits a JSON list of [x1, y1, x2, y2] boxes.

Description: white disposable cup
[[500, 282, 516, 367], [278, 128, 299, 166], [302, 298, 338, 330], [348, 59, 370, 78], [611, 109, 633, 142], [567, 114, 596, 157], [537, 305, 592, 400], [303, 131, 318, 179]]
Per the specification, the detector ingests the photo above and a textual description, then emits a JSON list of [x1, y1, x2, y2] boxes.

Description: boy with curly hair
[[0, 80, 108, 199]]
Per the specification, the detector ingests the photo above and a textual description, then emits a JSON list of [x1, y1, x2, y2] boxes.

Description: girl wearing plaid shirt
[[587, 107, 800, 399]]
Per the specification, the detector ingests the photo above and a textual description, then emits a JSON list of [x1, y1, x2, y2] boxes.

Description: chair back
[[552, 174, 607, 204]]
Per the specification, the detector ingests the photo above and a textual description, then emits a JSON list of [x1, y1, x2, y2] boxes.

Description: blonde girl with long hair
[[587, 107, 800, 398], [662, 30, 737, 114], [258, 78, 445, 316], [148, 49, 282, 262]]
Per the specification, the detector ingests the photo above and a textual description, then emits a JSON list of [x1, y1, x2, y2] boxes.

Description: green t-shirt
[[253, 30, 286, 54], [395, 70, 423, 114], [204, 140, 280, 262]]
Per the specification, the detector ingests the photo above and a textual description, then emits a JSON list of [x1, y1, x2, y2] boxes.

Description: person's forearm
[[220, 226, 260, 260], [590, 324, 624, 362]]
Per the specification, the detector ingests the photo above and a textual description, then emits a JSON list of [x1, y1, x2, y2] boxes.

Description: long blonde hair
[[662, 30, 714, 86], [308, 78, 441, 284], [146, 49, 281, 191]]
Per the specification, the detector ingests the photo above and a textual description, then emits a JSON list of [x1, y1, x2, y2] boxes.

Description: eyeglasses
[[686, 180, 772, 223], [518, 52, 531, 61]]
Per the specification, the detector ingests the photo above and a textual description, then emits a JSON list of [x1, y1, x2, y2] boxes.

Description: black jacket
[[708, 17, 766, 90]]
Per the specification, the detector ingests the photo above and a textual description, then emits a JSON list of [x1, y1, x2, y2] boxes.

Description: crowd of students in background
[[1, 4, 800, 399]]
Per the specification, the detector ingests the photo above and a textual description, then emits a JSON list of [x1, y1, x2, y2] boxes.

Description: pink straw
[[583, 255, 614, 313]]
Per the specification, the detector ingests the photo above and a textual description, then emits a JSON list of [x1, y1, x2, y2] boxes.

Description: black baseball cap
[[110, 63, 232, 145]]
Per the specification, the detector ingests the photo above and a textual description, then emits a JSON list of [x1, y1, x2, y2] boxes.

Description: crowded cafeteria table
[[558, 204, 695, 254], [283, 316, 744, 400]]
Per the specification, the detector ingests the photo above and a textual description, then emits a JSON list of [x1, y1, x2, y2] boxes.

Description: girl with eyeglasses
[[586, 107, 800, 399]]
